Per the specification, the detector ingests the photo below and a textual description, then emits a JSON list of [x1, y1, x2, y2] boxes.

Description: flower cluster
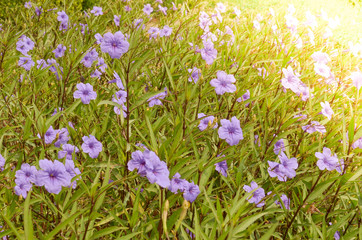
[[128, 149, 200, 202]]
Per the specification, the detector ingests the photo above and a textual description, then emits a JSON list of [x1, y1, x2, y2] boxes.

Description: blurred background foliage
[[0, 0, 98, 20]]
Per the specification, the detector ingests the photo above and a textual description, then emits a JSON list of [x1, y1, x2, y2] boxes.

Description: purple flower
[[54, 128, 69, 147], [114, 15, 121, 26], [243, 181, 265, 207], [16, 36, 34, 55], [81, 135, 102, 159], [144, 151, 170, 188], [0, 154, 5, 171], [36, 159, 71, 194], [14, 178, 32, 198], [302, 121, 326, 134], [53, 44, 66, 58], [268, 152, 298, 181], [58, 144, 79, 160], [275, 194, 290, 209], [321, 101, 334, 120], [215, 160, 228, 177], [90, 6, 103, 16], [113, 90, 127, 104], [57, 11, 68, 23], [183, 181, 200, 202], [18, 57, 34, 71], [218, 116, 243, 146], [169, 173, 188, 193], [51, 107, 63, 116], [201, 40, 217, 65], [124, 5, 132, 12], [148, 90, 167, 107], [314, 63, 332, 78], [112, 71, 124, 89], [35, 7, 43, 16], [143, 4, 153, 15], [160, 25, 172, 37], [197, 113, 217, 131], [210, 71, 236, 95], [281, 66, 301, 92], [158, 5, 167, 15], [73, 83, 97, 104], [44, 126, 58, 144], [81, 48, 98, 68], [128, 150, 148, 176], [348, 71, 362, 91], [273, 139, 285, 155], [148, 27, 160, 39], [37, 59, 48, 69], [100, 32, 130, 59], [91, 69, 102, 79], [24, 1, 32, 9], [15, 163, 37, 183], [188, 67, 201, 83], [96, 58, 108, 73], [95, 33, 103, 44], [334, 231, 340, 240], [311, 51, 331, 64], [64, 160, 81, 189], [315, 147, 340, 171]]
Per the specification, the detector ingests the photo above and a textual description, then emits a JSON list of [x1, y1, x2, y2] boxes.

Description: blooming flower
[[197, 113, 218, 131], [35, 6, 42, 16], [243, 181, 265, 207], [58, 144, 79, 160], [274, 139, 285, 155], [144, 151, 170, 188], [0, 153, 5, 171], [24, 1, 32, 9], [100, 31, 129, 59], [348, 71, 362, 91], [158, 5, 167, 15], [111, 71, 124, 89], [36, 159, 71, 194], [315, 147, 340, 171], [148, 27, 160, 39], [57, 11, 68, 23], [114, 15, 121, 26], [302, 121, 326, 134], [218, 116, 243, 146], [64, 160, 81, 189], [124, 5, 132, 12], [275, 194, 290, 209], [81, 48, 98, 68], [169, 173, 188, 193], [311, 51, 331, 64], [18, 57, 34, 71], [210, 71, 236, 95], [81, 135, 103, 159], [159, 25, 172, 37], [14, 178, 32, 198], [183, 181, 200, 202], [188, 67, 201, 83], [320, 101, 334, 120], [54, 128, 69, 147], [53, 44, 66, 58], [201, 40, 217, 65], [216, 2, 226, 13], [215, 160, 228, 177], [148, 90, 167, 107], [128, 150, 148, 176], [15, 163, 37, 183], [44, 126, 58, 144], [90, 6, 103, 16], [268, 152, 298, 181], [143, 4, 153, 15], [314, 63, 332, 78], [73, 83, 97, 104]]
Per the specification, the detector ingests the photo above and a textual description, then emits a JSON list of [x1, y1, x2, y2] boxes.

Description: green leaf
[[116, 232, 141, 240], [24, 190, 33, 240]]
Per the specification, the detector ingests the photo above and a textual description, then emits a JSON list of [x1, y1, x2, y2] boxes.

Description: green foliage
[[0, 0, 361, 239]]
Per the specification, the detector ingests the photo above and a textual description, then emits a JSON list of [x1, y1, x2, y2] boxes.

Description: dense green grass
[[0, 0, 361, 239]]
